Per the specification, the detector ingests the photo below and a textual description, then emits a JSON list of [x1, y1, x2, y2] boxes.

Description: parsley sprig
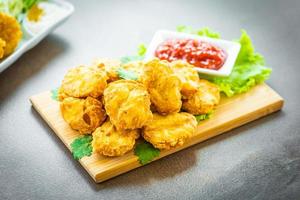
[[70, 135, 93, 160], [134, 140, 160, 165]]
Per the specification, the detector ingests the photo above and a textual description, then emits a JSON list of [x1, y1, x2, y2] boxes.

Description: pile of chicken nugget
[[58, 58, 220, 157]]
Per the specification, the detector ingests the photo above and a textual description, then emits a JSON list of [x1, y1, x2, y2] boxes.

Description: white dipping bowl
[[144, 30, 241, 77]]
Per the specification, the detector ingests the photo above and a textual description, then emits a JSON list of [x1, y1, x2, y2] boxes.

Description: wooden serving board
[[30, 83, 283, 183]]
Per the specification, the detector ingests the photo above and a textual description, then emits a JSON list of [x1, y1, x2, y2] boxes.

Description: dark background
[[0, 0, 299, 199]]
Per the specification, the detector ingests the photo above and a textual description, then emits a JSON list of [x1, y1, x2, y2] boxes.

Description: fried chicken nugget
[[170, 60, 200, 97], [92, 120, 139, 157], [142, 112, 197, 150], [0, 12, 22, 58], [0, 38, 5, 59], [122, 61, 144, 81], [182, 79, 220, 115], [60, 97, 106, 134], [59, 66, 108, 100], [142, 59, 182, 115], [92, 58, 121, 82], [104, 80, 153, 130]]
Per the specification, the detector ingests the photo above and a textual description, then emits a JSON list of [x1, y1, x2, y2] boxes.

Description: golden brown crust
[[104, 80, 153, 130], [92, 120, 139, 157], [170, 60, 200, 97], [142, 112, 197, 150], [0, 38, 5, 59], [142, 59, 182, 115], [60, 66, 108, 99], [122, 61, 145, 82], [60, 97, 106, 134], [182, 79, 220, 115], [0, 12, 22, 57], [92, 58, 121, 82]]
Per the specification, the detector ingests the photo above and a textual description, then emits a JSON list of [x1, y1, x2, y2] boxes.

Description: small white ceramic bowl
[[144, 30, 241, 77]]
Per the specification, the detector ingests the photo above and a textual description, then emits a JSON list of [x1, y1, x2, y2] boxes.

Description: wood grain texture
[[30, 83, 283, 183]]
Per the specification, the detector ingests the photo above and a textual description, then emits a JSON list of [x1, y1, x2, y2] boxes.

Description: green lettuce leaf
[[195, 112, 212, 123], [203, 30, 271, 97], [178, 27, 272, 97], [70, 135, 93, 160], [134, 140, 160, 165], [23, 0, 40, 11], [137, 43, 147, 56]]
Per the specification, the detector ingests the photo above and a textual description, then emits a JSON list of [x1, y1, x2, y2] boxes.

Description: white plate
[[144, 30, 241, 77], [0, 0, 74, 73]]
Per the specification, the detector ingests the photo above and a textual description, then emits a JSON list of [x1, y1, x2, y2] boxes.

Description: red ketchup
[[155, 38, 227, 70]]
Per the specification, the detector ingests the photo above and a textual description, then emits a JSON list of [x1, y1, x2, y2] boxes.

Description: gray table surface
[[1, 0, 300, 199]]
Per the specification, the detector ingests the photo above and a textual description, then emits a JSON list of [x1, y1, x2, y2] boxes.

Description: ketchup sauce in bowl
[[155, 38, 227, 71], [145, 30, 241, 77]]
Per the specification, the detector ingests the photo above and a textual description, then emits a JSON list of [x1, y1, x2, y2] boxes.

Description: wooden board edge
[[92, 95, 284, 183]]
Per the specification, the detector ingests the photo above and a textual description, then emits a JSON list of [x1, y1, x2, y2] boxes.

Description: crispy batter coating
[[92, 58, 121, 82], [170, 60, 200, 97], [59, 66, 108, 99], [142, 112, 197, 150], [92, 120, 139, 157], [60, 97, 106, 134], [104, 80, 153, 130], [0, 38, 5, 59], [122, 61, 144, 81], [142, 59, 182, 115], [182, 79, 220, 115], [0, 12, 22, 57]]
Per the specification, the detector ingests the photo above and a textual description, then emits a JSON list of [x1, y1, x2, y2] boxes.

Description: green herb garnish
[[50, 88, 59, 101], [117, 68, 138, 81], [134, 140, 160, 165], [120, 55, 144, 64], [195, 112, 212, 123], [70, 135, 93, 160]]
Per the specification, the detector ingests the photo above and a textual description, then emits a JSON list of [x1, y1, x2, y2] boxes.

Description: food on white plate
[[103, 80, 153, 130], [92, 120, 139, 157], [0, 38, 5, 58], [59, 66, 108, 100], [60, 97, 106, 134], [182, 79, 220, 115], [142, 59, 182, 115], [0, 12, 22, 59], [142, 112, 197, 150], [24, 1, 68, 34], [27, 4, 44, 22]]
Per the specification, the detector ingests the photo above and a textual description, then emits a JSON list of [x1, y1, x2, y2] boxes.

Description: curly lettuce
[[0, 0, 41, 21], [177, 26, 272, 97]]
